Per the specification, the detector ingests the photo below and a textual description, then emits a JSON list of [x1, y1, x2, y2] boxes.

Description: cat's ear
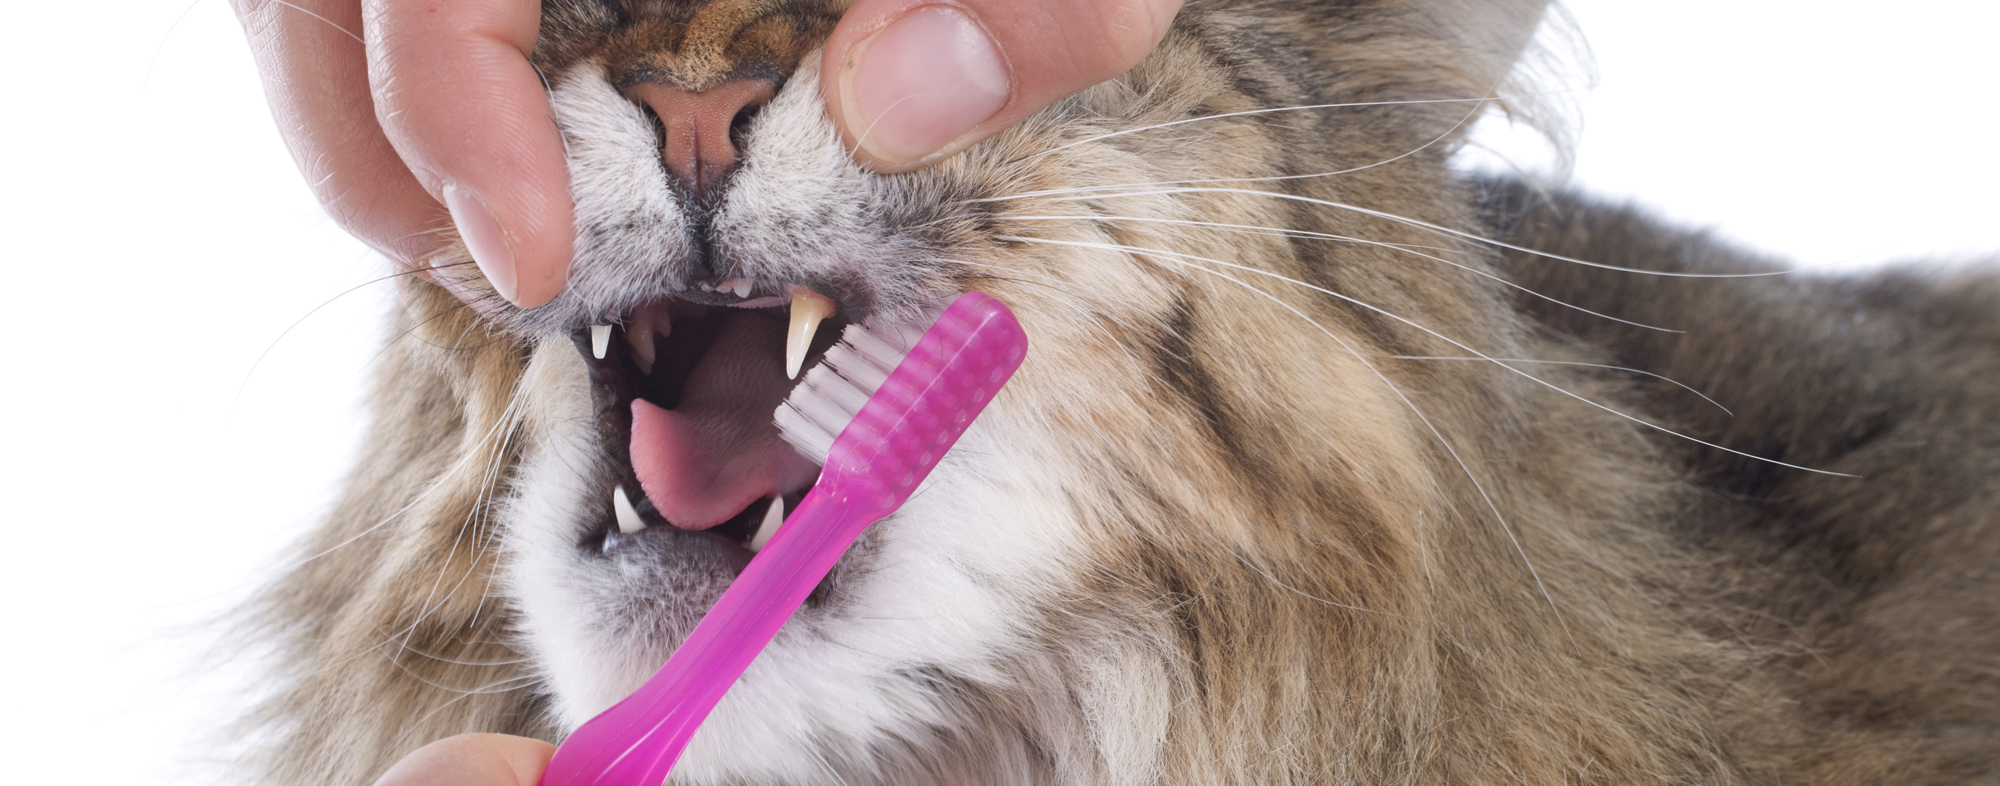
[[1409, 0, 1554, 91]]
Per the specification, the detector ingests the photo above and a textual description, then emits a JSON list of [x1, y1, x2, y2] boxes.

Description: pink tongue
[[630, 311, 823, 530]]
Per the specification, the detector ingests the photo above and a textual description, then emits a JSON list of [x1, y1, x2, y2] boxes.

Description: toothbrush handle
[[539, 474, 881, 786]]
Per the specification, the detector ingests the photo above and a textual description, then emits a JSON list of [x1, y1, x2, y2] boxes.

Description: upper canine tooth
[[590, 325, 611, 359], [749, 496, 785, 552], [613, 485, 647, 534], [786, 286, 837, 379]]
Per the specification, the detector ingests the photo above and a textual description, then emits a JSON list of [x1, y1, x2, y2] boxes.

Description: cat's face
[[417, 0, 1551, 780]]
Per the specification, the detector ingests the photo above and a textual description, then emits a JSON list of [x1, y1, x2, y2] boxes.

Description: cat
[[232, 0, 2000, 783]]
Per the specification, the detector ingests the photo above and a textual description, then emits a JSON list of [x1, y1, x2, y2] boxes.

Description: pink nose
[[624, 79, 777, 199]]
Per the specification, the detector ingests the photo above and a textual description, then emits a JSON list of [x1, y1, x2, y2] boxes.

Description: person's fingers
[[233, 0, 448, 268], [364, 0, 575, 308], [372, 734, 555, 786], [820, 0, 1183, 173]]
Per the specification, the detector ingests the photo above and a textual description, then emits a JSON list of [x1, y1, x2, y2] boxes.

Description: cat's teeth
[[612, 485, 647, 534], [786, 286, 836, 379], [627, 326, 655, 375], [748, 496, 785, 552], [725, 278, 755, 299], [624, 303, 670, 375], [590, 325, 611, 359]]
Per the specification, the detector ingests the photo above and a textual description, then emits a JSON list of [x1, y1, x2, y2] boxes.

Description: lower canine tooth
[[749, 496, 785, 552], [625, 304, 669, 375], [786, 287, 836, 379], [626, 324, 655, 375], [613, 485, 647, 534], [590, 325, 611, 359]]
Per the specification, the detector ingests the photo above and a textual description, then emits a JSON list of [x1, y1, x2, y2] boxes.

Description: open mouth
[[571, 278, 849, 559]]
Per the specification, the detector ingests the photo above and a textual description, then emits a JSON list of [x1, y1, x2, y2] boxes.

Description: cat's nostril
[[623, 78, 777, 201]]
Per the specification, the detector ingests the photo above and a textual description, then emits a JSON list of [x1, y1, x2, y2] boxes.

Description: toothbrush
[[539, 291, 1028, 786]]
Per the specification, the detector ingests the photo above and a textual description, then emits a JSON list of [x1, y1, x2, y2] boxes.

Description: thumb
[[373, 734, 556, 786], [820, 0, 1183, 173]]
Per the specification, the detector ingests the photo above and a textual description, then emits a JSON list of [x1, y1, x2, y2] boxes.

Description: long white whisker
[[996, 94, 1487, 200], [390, 380, 532, 659], [998, 234, 1853, 477], [1021, 95, 1526, 164], [149, 373, 533, 620], [259, 0, 364, 43], [947, 259, 1138, 361], [1394, 356, 1734, 417], [1005, 214, 1680, 333], [991, 187, 1818, 279], [226, 268, 436, 423], [390, 673, 544, 751]]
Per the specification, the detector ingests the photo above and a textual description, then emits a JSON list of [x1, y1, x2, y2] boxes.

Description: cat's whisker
[[999, 234, 1853, 478], [245, 382, 526, 589], [1006, 214, 1681, 333], [388, 643, 533, 669], [988, 95, 1488, 200], [388, 674, 546, 752], [946, 259, 1141, 363], [1009, 186, 1815, 279], [391, 381, 534, 659], [1019, 95, 1522, 164], [1392, 356, 1735, 417], [1010, 214, 1468, 254], [254, 0, 365, 44], [248, 362, 535, 680], [226, 264, 460, 424]]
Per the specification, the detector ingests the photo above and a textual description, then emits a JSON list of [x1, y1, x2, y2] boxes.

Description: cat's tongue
[[630, 311, 821, 530]]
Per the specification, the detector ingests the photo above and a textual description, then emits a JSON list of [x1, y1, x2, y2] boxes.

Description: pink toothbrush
[[539, 291, 1028, 786]]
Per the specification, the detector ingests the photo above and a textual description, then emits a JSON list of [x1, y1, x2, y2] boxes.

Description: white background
[[2, 1, 1993, 782]]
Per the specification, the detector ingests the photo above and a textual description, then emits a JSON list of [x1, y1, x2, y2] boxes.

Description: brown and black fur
[[231, 0, 2000, 782], [1488, 179, 2000, 779]]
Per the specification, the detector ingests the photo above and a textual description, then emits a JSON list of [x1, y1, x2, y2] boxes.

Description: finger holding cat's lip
[[822, 0, 1184, 173], [364, 0, 575, 310]]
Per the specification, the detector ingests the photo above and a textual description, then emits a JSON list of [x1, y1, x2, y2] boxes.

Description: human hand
[[234, 0, 1183, 309], [372, 734, 555, 786]]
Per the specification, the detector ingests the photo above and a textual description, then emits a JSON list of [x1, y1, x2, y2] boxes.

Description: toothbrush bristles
[[775, 319, 924, 463]]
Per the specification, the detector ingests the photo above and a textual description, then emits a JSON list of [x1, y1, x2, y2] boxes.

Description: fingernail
[[840, 5, 1011, 166], [443, 185, 519, 305]]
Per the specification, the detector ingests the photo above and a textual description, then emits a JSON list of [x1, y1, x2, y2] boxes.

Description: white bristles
[[775, 318, 925, 463]]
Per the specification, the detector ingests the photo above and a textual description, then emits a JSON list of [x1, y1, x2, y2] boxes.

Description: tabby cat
[[234, 0, 2000, 783]]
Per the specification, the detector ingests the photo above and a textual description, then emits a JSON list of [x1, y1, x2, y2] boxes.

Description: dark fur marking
[[1150, 294, 1277, 489]]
